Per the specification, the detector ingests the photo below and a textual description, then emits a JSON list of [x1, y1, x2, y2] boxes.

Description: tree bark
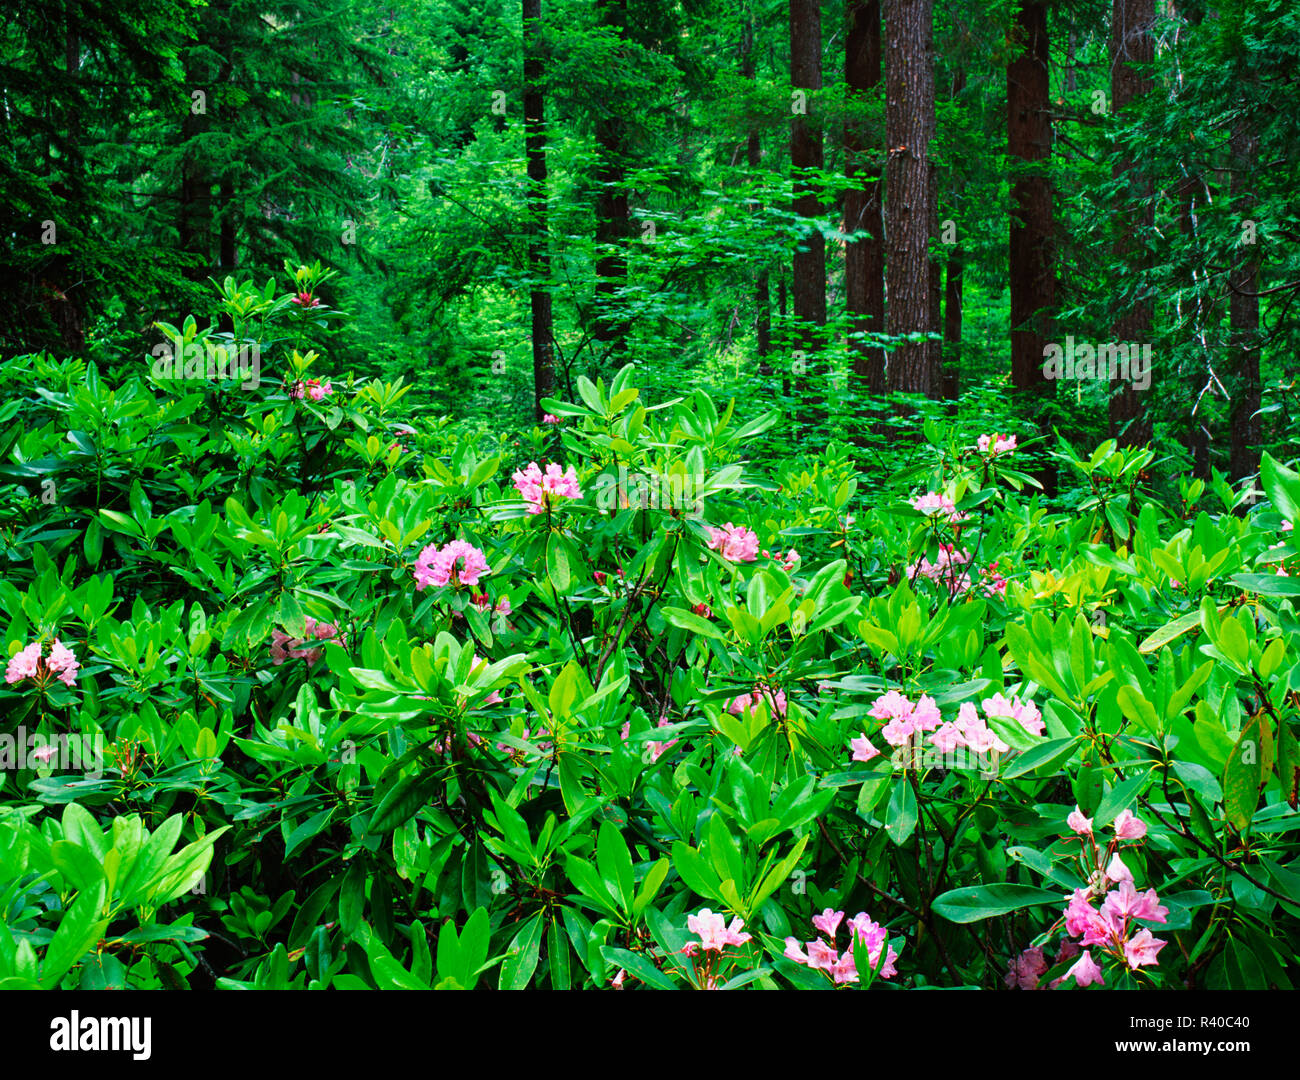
[[845, 0, 885, 393], [1008, 0, 1053, 392], [1228, 118, 1261, 484], [593, 0, 631, 360], [524, 0, 555, 416], [884, 0, 938, 396], [1108, 0, 1156, 446], [790, 0, 826, 413], [742, 1, 772, 373]]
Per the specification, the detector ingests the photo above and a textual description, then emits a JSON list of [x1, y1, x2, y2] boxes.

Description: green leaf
[[885, 779, 917, 845], [368, 771, 440, 834], [599, 946, 678, 990], [41, 881, 108, 989], [1094, 771, 1150, 829], [546, 533, 573, 594], [931, 884, 1064, 924], [662, 606, 728, 641], [499, 913, 545, 990], [1001, 738, 1079, 779], [1224, 714, 1271, 832], [596, 821, 635, 914]]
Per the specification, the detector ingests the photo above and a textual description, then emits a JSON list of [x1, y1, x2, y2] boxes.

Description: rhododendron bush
[[0, 270, 1298, 991]]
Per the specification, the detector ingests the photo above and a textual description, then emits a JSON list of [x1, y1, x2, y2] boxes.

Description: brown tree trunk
[[790, 0, 826, 415], [524, 0, 555, 416], [742, 1, 773, 374], [53, 16, 85, 352], [943, 70, 967, 404], [845, 0, 885, 393], [1108, 0, 1156, 447], [593, 0, 630, 360], [884, 0, 938, 396], [1008, 0, 1053, 392], [1228, 119, 1261, 484]]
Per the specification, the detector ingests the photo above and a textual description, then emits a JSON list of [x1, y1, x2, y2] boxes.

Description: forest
[[0, 0, 1297, 998]]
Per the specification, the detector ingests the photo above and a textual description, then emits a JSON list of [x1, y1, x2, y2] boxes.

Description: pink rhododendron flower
[[977, 433, 1017, 455], [726, 685, 787, 720], [691, 601, 713, 618], [270, 615, 345, 668], [645, 716, 679, 762], [928, 722, 964, 754], [29, 743, 59, 764], [805, 939, 838, 971], [414, 539, 490, 590], [1101, 881, 1168, 925], [1067, 806, 1094, 835], [982, 693, 1045, 736], [869, 690, 913, 720], [1004, 946, 1048, 990], [541, 413, 560, 424], [880, 716, 917, 747], [705, 522, 760, 563], [290, 291, 321, 307], [761, 547, 801, 571], [850, 733, 881, 763], [1065, 950, 1105, 988], [5, 641, 42, 684], [1112, 809, 1147, 840], [1283, 520, 1294, 532], [513, 461, 582, 513], [785, 910, 900, 984], [1123, 929, 1166, 970], [686, 909, 752, 952], [911, 491, 969, 524], [1105, 853, 1134, 885], [912, 543, 973, 596], [45, 639, 80, 686], [909, 694, 942, 732]]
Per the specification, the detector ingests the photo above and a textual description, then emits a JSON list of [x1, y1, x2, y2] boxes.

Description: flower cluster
[[725, 684, 788, 721], [784, 908, 900, 985], [290, 291, 322, 308], [541, 413, 561, 425], [761, 547, 800, 571], [472, 593, 512, 617], [682, 909, 752, 955], [414, 539, 490, 591], [513, 461, 582, 514], [5, 639, 80, 687], [911, 544, 1008, 599], [705, 522, 759, 563], [287, 377, 332, 400], [911, 491, 969, 525], [849, 690, 1043, 760], [621, 716, 679, 763], [977, 432, 1017, 456], [1053, 808, 1168, 986], [270, 615, 345, 667]]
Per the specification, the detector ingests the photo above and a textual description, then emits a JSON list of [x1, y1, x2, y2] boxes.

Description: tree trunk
[[1108, 0, 1156, 447], [845, 0, 885, 393], [1228, 119, 1261, 484], [943, 68, 966, 403], [524, 0, 555, 417], [1008, 0, 1053, 392], [742, 1, 773, 374], [593, 0, 630, 360], [790, 0, 826, 417], [884, 0, 938, 396]]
